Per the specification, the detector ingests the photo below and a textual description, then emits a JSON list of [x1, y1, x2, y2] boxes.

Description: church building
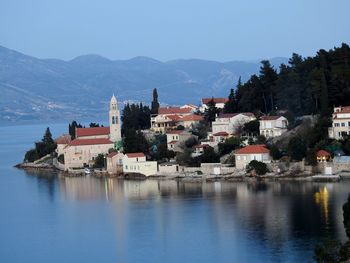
[[62, 95, 122, 170]]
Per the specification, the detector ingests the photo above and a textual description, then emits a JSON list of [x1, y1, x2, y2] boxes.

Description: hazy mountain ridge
[[0, 46, 287, 124]]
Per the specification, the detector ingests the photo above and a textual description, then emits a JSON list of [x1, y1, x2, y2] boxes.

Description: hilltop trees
[[121, 103, 151, 134], [68, 121, 82, 139], [229, 43, 350, 117]]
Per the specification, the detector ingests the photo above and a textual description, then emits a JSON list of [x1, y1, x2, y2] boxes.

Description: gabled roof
[[56, 134, 71, 144], [235, 144, 269, 154], [158, 107, 192, 115], [317, 150, 331, 157], [213, 131, 229, 136], [76, 127, 110, 137], [260, 116, 284, 121], [167, 115, 183, 121], [180, 114, 204, 121], [202, 98, 229, 104], [167, 130, 185, 135], [107, 151, 118, 158], [125, 153, 145, 158], [68, 138, 113, 146], [194, 144, 209, 148], [335, 106, 350, 114]]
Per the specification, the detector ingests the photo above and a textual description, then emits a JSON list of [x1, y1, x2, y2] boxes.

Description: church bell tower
[[109, 94, 122, 143]]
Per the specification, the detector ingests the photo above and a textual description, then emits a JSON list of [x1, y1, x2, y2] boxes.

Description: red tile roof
[[317, 150, 331, 157], [107, 151, 118, 158], [167, 130, 185, 135], [167, 115, 183, 121], [260, 116, 283, 121], [76, 127, 110, 137], [68, 138, 113, 146], [56, 134, 71, 144], [235, 144, 269, 154], [202, 98, 229, 104], [125, 153, 145, 158], [213, 131, 229, 136], [194, 144, 209, 148], [180, 114, 204, 121], [218, 112, 255, 118], [158, 107, 192, 115], [335, 106, 350, 114]]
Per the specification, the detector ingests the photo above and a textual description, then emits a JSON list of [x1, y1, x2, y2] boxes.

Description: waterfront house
[[317, 150, 331, 162], [200, 98, 229, 112], [63, 138, 114, 170], [56, 134, 71, 156], [158, 162, 180, 174], [122, 153, 158, 176], [328, 106, 350, 139], [212, 112, 255, 135], [234, 144, 271, 169], [106, 151, 124, 174], [62, 95, 122, 170], [259, 116, 288, 138]]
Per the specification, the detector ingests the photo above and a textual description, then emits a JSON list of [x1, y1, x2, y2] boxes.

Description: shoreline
[[15, 162, 342, 182]]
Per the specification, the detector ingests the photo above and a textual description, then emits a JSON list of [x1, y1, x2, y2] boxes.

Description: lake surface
[[0, 123, 349, 262]]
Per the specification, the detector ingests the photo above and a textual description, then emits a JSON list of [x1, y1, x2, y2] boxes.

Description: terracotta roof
[[180, 114, 204, 121], [76, 127, 110, 137], [168, 140, 178, 144], [56, 134, 71, 144], [202, 98, 229, 104], [182, 104, 198, 108], [317, 150, 331, 157], [158, 107, 192, 115], [335, 106, 350, 114], [107, 151, 118, 158], [167, 130, 184, 135], [235, 145, 269, 154], [125, 153, 145, 158], [195, 144, 209, 148], [260, 116, 283, 121], [167, 115, 183, 121], [213, 131, 229, 136], [68, 138, 113, 146]]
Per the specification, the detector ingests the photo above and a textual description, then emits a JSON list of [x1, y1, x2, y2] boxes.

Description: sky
[[0, 0, 349, 62]]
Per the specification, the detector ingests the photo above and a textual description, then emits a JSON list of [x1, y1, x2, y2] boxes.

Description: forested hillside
[[226, 43, 350, 116]]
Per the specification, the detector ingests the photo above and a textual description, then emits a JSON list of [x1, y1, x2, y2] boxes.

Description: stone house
[[234, 144, 271, 169], [122, 153, 158, 176]]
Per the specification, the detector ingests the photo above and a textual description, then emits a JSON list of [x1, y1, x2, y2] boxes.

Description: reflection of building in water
[[314, 187, 329, 222]]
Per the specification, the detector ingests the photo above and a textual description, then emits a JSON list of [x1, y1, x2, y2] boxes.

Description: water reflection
[[22, 170, 350, 262]]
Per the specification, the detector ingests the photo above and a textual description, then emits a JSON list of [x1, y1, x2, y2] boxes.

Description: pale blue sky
[[0, 0, 349, 61]]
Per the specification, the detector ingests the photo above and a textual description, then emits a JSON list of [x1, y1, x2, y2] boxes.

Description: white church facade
[[60, 95, 122, 170]]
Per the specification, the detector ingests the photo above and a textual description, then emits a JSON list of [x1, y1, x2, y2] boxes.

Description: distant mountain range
[[0, 45, 288, 124]]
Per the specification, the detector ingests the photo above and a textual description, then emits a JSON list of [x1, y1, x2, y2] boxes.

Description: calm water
[[0, 123, 349, 263]]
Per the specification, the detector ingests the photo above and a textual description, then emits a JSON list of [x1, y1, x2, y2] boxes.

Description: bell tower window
[[115, 116, 118, 124], [112, 116, 115, 124]]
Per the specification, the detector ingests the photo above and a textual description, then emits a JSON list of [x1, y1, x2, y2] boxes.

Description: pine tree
[[151, 88, 160, 115]]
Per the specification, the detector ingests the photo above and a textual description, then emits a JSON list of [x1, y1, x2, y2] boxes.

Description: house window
[[342, 123, 346, 127], [335, 123, 340, 127], [125, 165, 128, 169], [348, 122, 350, 127]]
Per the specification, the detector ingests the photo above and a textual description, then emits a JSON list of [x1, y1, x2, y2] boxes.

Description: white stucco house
[[122, 153, 158, 176], [328, 106, 350, 140], [212, 112, 256, 135], [259, 116, 288, 138], [200, 98, 229, 112], [234, 144, 271, 169]]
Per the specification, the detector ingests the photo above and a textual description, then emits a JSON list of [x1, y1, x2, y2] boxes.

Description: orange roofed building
[[62, 95, 122, 170], [234, 144, 271, 169], [151, 106, 202, 133]]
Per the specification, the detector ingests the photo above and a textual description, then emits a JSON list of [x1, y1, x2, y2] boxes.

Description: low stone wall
[[181, 163, 236, 175]]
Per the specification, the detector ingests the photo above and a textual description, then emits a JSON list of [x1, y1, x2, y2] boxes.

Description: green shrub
[[246, 160, 268, 175]]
